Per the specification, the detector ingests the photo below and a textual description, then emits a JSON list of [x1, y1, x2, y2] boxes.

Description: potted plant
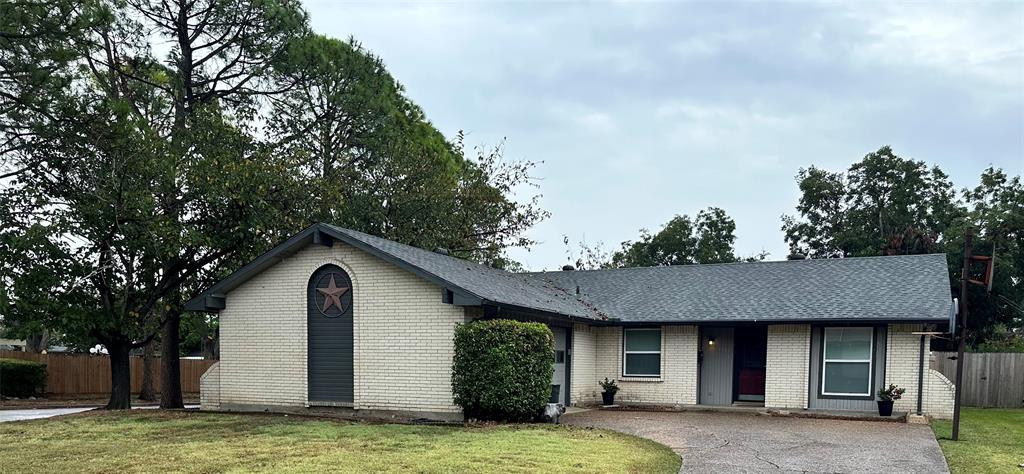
[[876, 384, 905, 416], [599, 378, 619, 406]]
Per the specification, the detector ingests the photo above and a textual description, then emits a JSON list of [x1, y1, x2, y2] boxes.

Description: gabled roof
[[186, 223, 953, 325], [184, 223, 605, 320], [525, 254, 953, 324]]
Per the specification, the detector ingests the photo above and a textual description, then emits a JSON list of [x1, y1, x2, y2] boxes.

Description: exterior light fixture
[[708, 337, 715, 346]]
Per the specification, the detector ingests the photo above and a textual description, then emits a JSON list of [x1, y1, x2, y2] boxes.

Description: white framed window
[[623, 328, 661, 377], [821, 327, 873, 397]]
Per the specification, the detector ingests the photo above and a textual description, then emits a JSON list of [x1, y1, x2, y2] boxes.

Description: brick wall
[[214, 242, 468, 415], [885, 324, 924, 414], [199, 362, 220, 410], [884, 325, 954, 418], [590, 325, 698, 406], [570, 323, 598, 404], [922, 368, 955, 419], [765, 324, 811, 409]]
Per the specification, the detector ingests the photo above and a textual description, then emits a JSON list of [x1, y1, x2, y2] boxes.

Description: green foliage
[[599, 378, 619, 394], [782, 146, 961, 258], [0, 0, 316, 408], [0, 0, 108, 180], [972, 324, 1024, 353], [612, 207, 739, 267], [268, 35, 548, 264], [452, 320, 554, 421], [0, 358, 47, 397], [876, 384, 905, 401], [783, 147, 1023, 348], [2, 0, 548, 408]]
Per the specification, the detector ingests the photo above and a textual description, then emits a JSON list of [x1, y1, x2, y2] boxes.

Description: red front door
[[734, 327, 767, 402]]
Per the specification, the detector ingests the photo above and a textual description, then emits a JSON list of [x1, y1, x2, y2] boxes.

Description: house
[[0, 336, 26, 351], [186, 223, 956, 420]]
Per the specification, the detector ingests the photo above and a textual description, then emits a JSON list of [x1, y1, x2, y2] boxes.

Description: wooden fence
[[931, 351, 1024, 408], [1, 350, 215, 396]]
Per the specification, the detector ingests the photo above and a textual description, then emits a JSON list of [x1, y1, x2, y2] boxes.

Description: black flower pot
[[601, 391, 616, 406], [877, 400, 894, 417]]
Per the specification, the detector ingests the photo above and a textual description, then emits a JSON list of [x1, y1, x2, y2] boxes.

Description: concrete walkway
[[562, 409, 949, 474], [0, 407, 93, 422], [0, 405, 199, 423]]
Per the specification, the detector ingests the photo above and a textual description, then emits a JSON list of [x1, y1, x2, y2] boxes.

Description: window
[[623, 328, 661, 377], [821, 327, 873, 396]]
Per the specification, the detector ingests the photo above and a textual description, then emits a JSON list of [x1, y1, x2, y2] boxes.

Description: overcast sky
[[305, 1, 1024, 271]]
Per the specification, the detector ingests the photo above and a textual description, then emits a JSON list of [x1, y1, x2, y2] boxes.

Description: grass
[[0, 411, 680, 473], [930, 407, 1024, 474]]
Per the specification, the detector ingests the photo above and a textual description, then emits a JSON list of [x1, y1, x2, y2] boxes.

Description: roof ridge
[[324, 224, 503, 271], [521, 253, 949, 275]]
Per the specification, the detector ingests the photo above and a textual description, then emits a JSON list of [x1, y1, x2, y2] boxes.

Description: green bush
[[452, 319, 554, 421], [0, 358, 48, 397]]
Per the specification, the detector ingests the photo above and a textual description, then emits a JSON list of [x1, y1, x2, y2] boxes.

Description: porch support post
[[916, 334, 925, 416]]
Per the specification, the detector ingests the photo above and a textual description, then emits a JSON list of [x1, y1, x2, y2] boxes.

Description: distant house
[[0, 336, 26, 351], [187, 224, 955, 420]]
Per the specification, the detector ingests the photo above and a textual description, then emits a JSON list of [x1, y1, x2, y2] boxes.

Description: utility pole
[[952, 227, 972, 441]]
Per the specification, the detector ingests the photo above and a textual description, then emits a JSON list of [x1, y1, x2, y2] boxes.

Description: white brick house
[[186, 224, 956, 420]]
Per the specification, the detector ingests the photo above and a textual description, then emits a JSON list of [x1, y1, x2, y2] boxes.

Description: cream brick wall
[[590, 325, 698, 406], [199, 362, 220, 410], [923, 368, 955, 419], [214, 242, 468, 414], [570, 323, 598, 405], [885, 324, 925, 414], [884, 325, 954, 418], [765, 324, 811, 409]]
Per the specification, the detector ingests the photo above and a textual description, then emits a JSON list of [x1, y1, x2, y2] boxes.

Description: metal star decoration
[[317, 275, 350, 313]]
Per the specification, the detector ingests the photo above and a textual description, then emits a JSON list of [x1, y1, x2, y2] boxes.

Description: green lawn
[[930, 407, 1024, 474], [0, 411, 680, 473]]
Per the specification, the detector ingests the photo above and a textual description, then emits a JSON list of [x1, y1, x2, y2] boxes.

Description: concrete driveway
[[0, 405, 199, 423], [562, 410, 949, 474]]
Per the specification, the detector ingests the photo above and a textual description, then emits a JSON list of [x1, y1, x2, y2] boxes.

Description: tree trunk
[[160, 309, 184, 408], [105, 340, 132, 409], [25, 329, 48, 353], [139, 339, 157, 401]]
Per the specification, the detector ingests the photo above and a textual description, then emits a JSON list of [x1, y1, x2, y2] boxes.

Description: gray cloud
[[305, 0, 1024, 270]]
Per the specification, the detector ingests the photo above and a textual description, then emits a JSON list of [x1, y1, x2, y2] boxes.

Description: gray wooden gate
[[931, 352, 1024, 408]]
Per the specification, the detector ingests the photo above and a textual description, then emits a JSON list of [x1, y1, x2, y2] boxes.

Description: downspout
[[916, 334, 925, 416]]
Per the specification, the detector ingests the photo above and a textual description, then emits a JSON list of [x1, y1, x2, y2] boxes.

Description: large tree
[[610, 207, 740, 268], [781, 146, 962, 258], [267, 36, 547, 264], [782, 147, 1022, 347], [1, 0, 312, 409], [2, 0, 549, 410], [941, 168, 1024, 347]]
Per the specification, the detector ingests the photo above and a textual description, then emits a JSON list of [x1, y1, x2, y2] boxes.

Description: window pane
[[823, 362, 870, 394], [554, 350, 565, 364], [625, 353, 661, 376], [625, 329, 661, 352], [824, 328, 872, 360]]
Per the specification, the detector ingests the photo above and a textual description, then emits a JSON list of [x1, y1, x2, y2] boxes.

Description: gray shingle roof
[[525, 254, 953, 323], [188, 224, 953, 324], [321, 225, 604, 320]]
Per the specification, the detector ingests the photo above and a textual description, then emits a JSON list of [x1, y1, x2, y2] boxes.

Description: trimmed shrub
[[452, 319, 554, 421], [0, 358, 48, 397]]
